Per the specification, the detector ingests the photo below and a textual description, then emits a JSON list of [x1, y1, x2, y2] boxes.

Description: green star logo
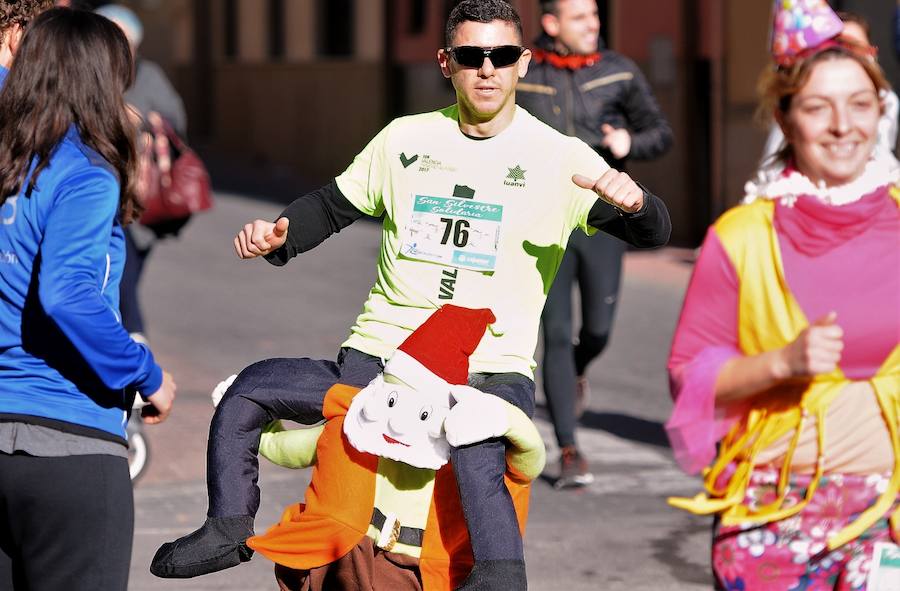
[[506, 165, 526, 181]]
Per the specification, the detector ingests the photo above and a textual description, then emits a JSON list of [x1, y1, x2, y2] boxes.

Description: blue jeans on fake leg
[[452, 372, 535, 562], [207, 349, 383, 518]]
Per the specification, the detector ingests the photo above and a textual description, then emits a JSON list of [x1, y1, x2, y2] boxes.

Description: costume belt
[[370, 507, 424, 550]]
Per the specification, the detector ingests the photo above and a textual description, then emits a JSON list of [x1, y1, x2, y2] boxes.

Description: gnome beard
[[344, 306, 497, 470], [344, 374, 452, 470]]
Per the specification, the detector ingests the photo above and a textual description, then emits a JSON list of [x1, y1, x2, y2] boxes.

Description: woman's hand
[[775, 311, 844, 379], [142, 370, 177, 425], [715, 312, 843, 403]]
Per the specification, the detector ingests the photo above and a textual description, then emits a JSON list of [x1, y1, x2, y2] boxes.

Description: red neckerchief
[[532, 48, 601, 70]]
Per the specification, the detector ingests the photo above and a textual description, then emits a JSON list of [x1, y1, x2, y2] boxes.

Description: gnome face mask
[[344, 374, 452, 470]]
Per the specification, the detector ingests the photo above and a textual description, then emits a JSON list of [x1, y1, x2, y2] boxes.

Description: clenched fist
[[234, 217, 290, 259], [777, 311, 844, 379], [572, 168, 644, 213], [142, 370, 176, 425]]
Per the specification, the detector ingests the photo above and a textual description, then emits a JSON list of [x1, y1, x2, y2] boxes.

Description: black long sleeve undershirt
[[263, 180, 363, 267], [266, 179, 671, 267], [586, 184, 671, 248]]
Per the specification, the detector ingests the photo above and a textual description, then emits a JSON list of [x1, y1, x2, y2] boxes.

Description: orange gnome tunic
[[247, 383, 532, 590]]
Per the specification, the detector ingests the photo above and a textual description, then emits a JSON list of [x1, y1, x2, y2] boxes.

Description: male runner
[[152, 2, 670, 589]]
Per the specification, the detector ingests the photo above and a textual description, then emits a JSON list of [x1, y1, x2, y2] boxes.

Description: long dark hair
[[0, 8, 140, 222]]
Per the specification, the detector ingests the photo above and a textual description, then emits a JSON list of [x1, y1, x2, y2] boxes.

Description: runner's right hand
[[234, 217, 289, 259], [142, 370, 176, 425]]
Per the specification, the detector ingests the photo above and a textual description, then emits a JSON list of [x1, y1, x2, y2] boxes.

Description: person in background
[[0, 8, 176, 591], [0, 0, 52, 77], [96, 3, 188, 345], [517, 0, 672, 488], [760, 11, 898, 164], [666, 2, 900, 588]]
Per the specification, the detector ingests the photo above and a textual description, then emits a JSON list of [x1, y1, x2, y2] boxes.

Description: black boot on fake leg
[[150, 515, 255, 578], [455, 559, 527, 591]]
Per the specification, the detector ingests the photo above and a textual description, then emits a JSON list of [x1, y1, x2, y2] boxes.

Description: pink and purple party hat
[[771, 0, 844, 66]]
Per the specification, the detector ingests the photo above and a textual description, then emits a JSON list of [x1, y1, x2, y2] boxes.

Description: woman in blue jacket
[[0, 9, 176, 591]]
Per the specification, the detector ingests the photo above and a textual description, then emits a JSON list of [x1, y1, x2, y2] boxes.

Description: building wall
[[132, 0, 882, 245], [133, 0, 192, 66], [721, 0, 770, 212], [209, 61, 387, 182], [284, 0, 315, 61], [613, 0, 690, 243], [132, 0, 388, 187]]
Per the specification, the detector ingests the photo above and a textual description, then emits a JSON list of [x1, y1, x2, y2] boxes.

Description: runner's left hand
[[572, 168, 644, 213]]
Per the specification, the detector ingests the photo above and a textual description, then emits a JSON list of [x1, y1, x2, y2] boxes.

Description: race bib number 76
[[400, 195, 502, 272]]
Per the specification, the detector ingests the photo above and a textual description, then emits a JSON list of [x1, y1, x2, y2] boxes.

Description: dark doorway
[[317, 0, 356, 57]]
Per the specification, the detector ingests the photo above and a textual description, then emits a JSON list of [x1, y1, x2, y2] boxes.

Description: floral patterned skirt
[[713, 469, 897, 591]]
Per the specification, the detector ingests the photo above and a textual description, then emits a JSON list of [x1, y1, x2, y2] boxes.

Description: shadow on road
[[536, 404, 671, 449], [535, 404, 670, 449], [650, 518, 715, 587], [580, 411, 670, 448]]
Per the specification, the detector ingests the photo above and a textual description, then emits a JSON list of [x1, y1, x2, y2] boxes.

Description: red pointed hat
[[383, 305, 496, 391], [771, 0, 843, 67]]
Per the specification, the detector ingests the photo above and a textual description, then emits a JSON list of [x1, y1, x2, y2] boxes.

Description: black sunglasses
[[445, 45, 525, 68]]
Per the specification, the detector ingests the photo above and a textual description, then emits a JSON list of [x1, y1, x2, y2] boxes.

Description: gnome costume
[[243, 306, 545, 590], [151, 310, 537, 588]]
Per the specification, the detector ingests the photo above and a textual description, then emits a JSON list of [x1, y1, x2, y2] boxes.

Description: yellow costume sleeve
[[258, 421, 325, 469], [504, 405, 546, 481]]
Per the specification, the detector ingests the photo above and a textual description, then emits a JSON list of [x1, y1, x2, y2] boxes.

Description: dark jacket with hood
[[516, 34, 673, 171]]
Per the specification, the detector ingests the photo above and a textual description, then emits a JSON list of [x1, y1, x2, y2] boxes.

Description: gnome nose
[[387, 415, 414, 436]]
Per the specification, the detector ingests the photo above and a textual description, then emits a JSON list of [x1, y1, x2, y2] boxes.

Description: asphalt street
[[126, 191, 714, 590]]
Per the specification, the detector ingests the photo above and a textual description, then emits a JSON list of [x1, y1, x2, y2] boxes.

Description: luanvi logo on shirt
[[504, 165, 526, 188], [399, 152, 419, 168]]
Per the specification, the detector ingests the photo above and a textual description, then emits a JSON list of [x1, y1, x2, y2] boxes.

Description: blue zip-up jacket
[[0, 97, 162, 440]]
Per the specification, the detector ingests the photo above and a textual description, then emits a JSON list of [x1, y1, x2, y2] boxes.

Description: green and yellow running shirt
[[337, 105, 609, 378]]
